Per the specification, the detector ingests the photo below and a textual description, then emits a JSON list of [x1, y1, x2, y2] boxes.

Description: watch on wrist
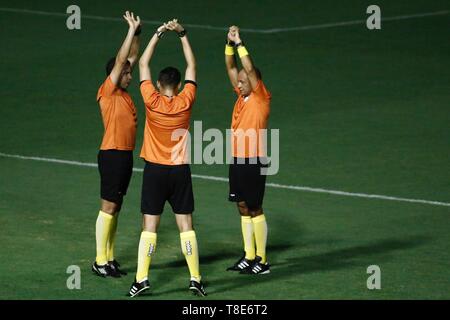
[[226, 39, 236, 46], [156, 30, 165, 38]]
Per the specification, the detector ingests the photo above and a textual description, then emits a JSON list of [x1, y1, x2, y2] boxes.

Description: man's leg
[[136, 214, 160, 282], [248, 207, 268, 264], [227, 159, 258, 271], [176, 214, 200, 281], [96, 199, 119, 266], [176, 213, 206, 296], [92, 199, 122, 277], [96, 149, 132, 277], [237, 204, 270, 274], [226, 202, 256, 271], [239, 158, 269, 274], [129, 214, 159, 298], [106, 200, 121, 263], [129, 161, 167, 297], [238, 202, 256, 261], [105, 200, 128, 275]]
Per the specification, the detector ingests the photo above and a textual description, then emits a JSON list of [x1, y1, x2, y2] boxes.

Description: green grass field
[[0, 0, 449, 300]]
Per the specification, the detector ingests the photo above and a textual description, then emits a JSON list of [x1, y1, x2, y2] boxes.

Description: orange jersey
[[140, 81, 196, 165], [231, 80, 271, 158], [96, 76, 137, 151]]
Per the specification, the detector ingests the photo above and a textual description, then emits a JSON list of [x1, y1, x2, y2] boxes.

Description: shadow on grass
[[148, 243, 295, 297], [205, 235, 432, 295], [85, 235, 431, 298], [149, 243, 295, 270]]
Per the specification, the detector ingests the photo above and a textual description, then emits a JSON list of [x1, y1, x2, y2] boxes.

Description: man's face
[[237, 70, 252, 97], [119, 64, 132, 89]]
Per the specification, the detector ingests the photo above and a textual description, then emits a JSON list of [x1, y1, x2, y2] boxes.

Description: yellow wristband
[[237, 46, 249, 58], [225, 45, 235, 56]]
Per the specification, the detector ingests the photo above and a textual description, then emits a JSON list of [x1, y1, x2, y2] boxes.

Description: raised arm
[[139, 24, 167, 82], [230, 26, 259, 90], [110, 11, 139, 85], [128, 22, 142, 68], [225, 26, 238, 88], [167, 19, 196, 82]]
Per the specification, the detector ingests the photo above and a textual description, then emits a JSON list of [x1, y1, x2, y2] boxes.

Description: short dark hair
[[158, 67, 181, 88], [105, 57, 130, 75]]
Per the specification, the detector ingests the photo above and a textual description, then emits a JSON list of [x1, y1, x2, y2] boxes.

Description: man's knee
[[237, 202, 250, 216], [247, 204, 263, 217], [175, 213, 193, 233], [101, 199, 121, 214], [142, 214, 160, 233]]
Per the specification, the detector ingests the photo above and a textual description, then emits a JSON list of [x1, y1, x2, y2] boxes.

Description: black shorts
[[97, 150, 133, 203], [228, 157, 267, 210], [141, 161, 194, 215]]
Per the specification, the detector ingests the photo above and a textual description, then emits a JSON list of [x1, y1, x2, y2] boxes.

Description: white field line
[[1, 152, 449, 207], [0, 7, 448, 33]]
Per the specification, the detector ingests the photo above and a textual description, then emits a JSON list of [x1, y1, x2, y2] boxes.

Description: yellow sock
[[252, 214, 268, 263], [241, 216, 256, 260], [136, 231, 157, 282], [95, 210, 114, 265], [180, 231, 201, 282], [107, 214, 118, 262]]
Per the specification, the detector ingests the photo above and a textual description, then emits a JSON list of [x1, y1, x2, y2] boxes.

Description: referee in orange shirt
[[128, 19, 206, 297], [92, 11, 140, 278], [225, 26, 271, 275]]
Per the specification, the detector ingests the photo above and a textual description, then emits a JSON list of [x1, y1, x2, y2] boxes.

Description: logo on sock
[[148, 243, 155, 256], [185, 240, 192, 256]]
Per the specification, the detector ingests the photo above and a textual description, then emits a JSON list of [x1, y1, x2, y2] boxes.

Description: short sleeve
[[140, 80, 158, 106], [179, 82, 197, 106], [252, 80, 271, 100], [96, 76, 117, 101]]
